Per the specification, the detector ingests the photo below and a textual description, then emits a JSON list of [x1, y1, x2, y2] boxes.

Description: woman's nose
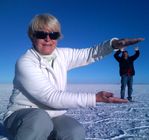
[[45, 35, 51, 41]]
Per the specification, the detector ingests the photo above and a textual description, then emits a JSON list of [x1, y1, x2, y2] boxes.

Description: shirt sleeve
[[63, 39, 114, 70]]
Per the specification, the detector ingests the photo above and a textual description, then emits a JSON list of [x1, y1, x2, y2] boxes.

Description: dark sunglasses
[[33, 31, 60, 40]]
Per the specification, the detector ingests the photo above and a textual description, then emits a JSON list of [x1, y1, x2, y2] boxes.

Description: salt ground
[[0, 84, 149, 140]]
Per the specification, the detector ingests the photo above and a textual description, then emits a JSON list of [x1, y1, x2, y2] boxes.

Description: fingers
[[126, 38, 144, 46], [101, 95, 128, 103], [136, 38, 145, 41], [108, 97, 128, 103], [112, 38, 144, 49], [119, 38, 144, 47]]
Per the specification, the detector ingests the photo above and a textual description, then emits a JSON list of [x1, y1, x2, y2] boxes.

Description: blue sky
[[0, 0, 148, 84]]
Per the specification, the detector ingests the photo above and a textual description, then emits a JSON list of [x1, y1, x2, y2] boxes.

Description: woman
[[3, 13, 144, 140]]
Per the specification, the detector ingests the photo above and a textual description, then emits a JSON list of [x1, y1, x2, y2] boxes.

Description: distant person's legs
[[49, 115, 85, 140], [4, 108, 53, 140], [120, 75, 127, 99], [127, 76, 133, 101]]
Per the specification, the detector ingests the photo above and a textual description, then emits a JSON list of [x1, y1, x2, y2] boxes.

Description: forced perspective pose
[[3, 13, 144, 140]]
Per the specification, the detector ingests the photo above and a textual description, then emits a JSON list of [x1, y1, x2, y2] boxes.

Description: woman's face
[[32, 29, 59, 55]]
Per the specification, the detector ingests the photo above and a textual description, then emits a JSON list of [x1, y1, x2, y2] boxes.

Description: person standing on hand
[[114, 47, 140, 101], [3, 13, 144, 140]]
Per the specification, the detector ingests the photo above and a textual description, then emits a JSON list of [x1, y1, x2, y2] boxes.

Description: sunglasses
[[33, 31, 60, 40]]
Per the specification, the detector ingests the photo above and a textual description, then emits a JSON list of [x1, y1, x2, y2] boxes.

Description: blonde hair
[[28, 14, 62, 40]]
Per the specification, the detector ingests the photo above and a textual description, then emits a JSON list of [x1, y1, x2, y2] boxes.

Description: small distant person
[[3, 13, 144, 140], [114, 47, 140, 101]]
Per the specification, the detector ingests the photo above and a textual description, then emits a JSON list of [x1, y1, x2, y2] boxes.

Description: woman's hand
[[112, 38, 144, 49], [96, 91, 128, 103]]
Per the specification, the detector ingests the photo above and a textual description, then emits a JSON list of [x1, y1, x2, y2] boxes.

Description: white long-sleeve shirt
[[4, 39, 114, 119]]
